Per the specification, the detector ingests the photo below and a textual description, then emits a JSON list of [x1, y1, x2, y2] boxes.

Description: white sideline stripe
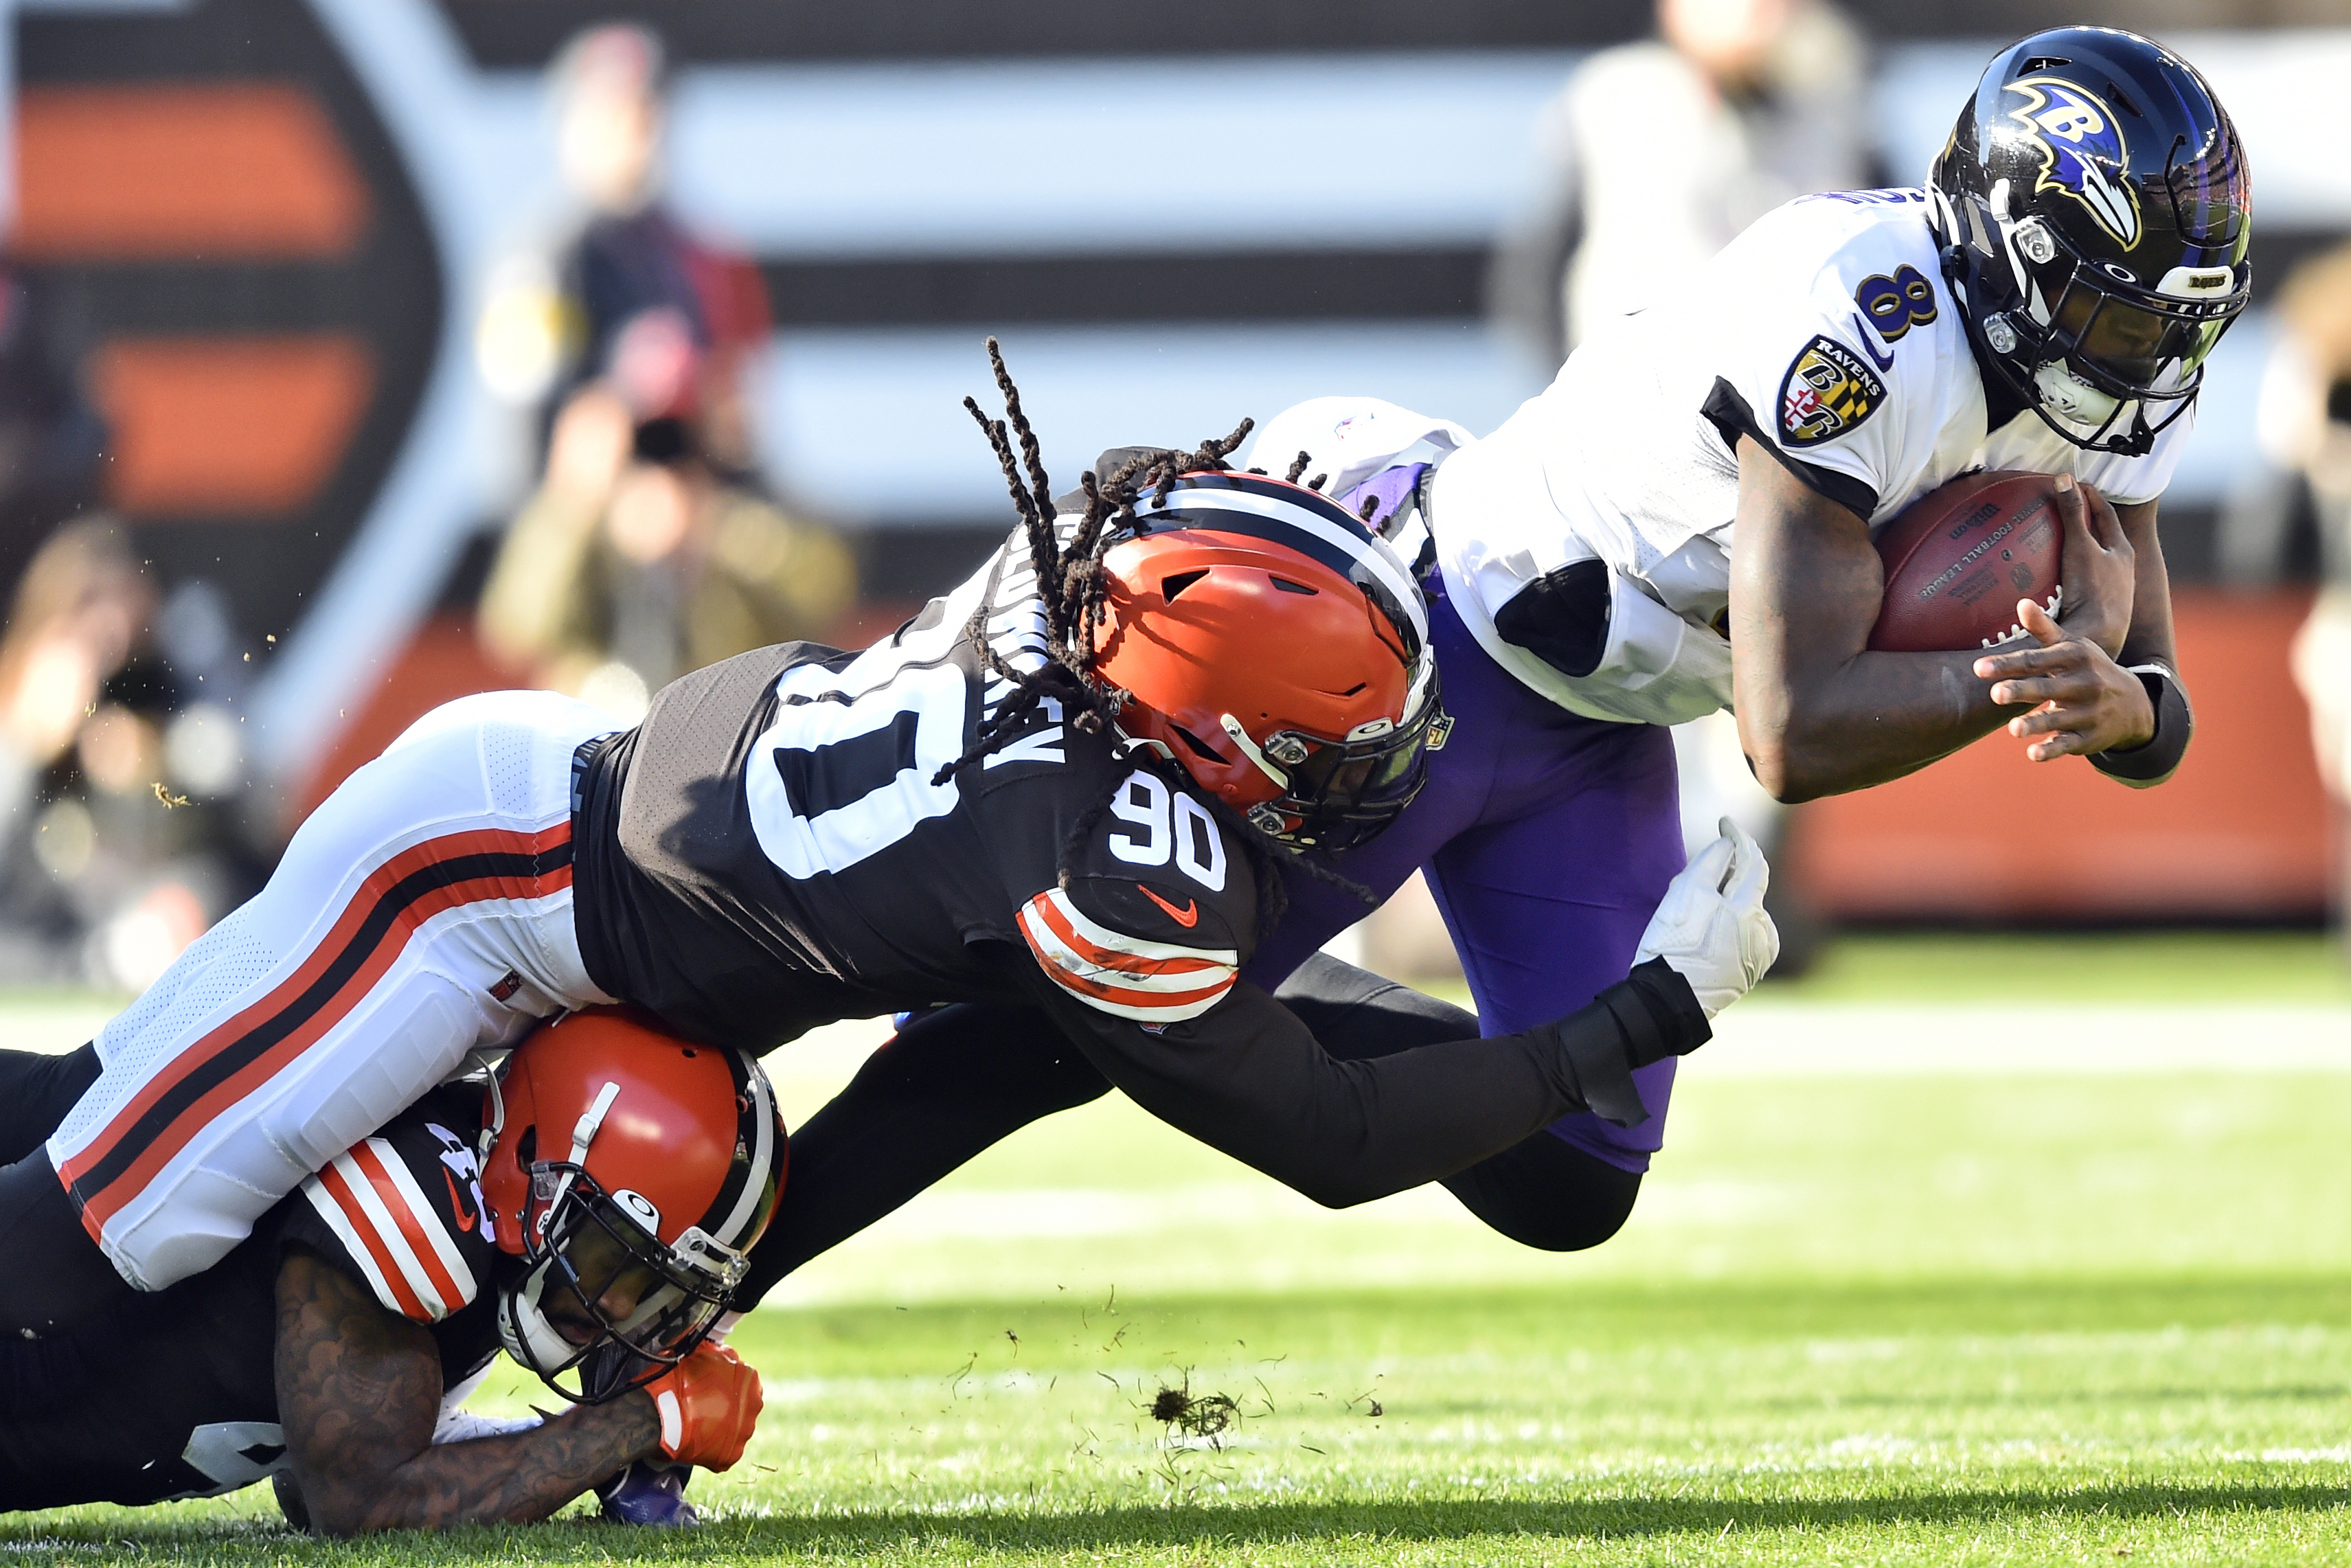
[[300, 1168, 402, 1315], [663, 54, 1579, 255], [1694, 1003, 2351, 1079], [757, 324, 1544, 525], [1031, 887, 1239, 967], [334, 1146, 453, 1320], [370, 1138, 478, 1308]]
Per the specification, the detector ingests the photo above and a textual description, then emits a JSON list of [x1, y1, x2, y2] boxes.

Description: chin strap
[[570, 1081, 622, 1162], [539, 1080, 622, 1231], [1218, 712, 1291, 789]]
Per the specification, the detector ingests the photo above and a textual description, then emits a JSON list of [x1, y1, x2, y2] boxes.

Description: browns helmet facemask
[[479, 1008, 785, 1401]]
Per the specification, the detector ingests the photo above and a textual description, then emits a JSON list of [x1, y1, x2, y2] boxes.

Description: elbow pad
[[1535, 958, 1712, 1128], [2089, 663, 2192, 786]]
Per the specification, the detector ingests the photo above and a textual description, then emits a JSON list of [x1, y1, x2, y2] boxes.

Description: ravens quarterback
[[0, 345, 1775, 1343], [1252, 25, 2240, 1204], [730, 26, 2250, 1297], [0, 1008, 781, 1532]]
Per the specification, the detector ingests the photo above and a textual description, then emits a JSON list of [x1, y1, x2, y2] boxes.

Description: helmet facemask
[[479, 1015, 786, 1405], [1985, 212, 2243, 453], [1223, 666, 1443, 850], [496, 1156, 749, 1402]]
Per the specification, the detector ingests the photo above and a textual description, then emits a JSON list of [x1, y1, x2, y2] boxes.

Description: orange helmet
[[480, 1008, 786, 1400], [1093, 471, 1440, 850]]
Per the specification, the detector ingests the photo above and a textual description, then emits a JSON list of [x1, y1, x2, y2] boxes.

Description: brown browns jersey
[[569, 527, 1259, 1053]]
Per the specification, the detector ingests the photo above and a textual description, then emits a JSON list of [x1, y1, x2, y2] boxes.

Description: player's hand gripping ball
[[642, 1343, 764, 1470], [1868, 471, 2064, 653], [1635, 819, 1780, 1020]]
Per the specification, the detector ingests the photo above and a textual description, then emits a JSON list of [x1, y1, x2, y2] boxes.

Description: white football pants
[[47, 691, 618, 1291]]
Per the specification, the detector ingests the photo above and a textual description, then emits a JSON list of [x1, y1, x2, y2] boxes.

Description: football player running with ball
[[742, 26, 2246, 1297], [1258, 26, 2236, 1193], [0, 348, 1777, 1362]]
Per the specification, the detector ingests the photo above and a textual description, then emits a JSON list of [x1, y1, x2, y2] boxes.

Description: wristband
[[1547, 960, 1714, 1129], [1620, 957, 1712, 1064], [2089, 662, 2192, 786]]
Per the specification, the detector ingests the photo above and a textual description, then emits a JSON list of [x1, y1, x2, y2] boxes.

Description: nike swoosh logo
[[1851, 315, 1896, 370], [1138, 885, 1200, 927], [444, 1168, 478, 1232]]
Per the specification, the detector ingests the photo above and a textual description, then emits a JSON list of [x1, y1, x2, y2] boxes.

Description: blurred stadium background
[[0, 0, 2339, 995]]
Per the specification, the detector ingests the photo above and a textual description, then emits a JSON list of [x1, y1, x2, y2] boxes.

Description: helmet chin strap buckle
[[2032, 361, 2120, 423], [569, 1081, 622, 1164], [541, 1079, 624, 1223], [1218, 713, 1291, 790]]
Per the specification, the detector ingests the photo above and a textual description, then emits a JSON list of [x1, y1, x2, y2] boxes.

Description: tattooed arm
[[273, 1246, 660, 1534]]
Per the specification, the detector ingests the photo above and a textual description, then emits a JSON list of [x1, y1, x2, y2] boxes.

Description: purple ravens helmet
[[1927, 27, 2251, 456]]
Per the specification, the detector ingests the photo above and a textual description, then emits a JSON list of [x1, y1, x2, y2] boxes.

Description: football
[[1867, 470, 2065, 653]]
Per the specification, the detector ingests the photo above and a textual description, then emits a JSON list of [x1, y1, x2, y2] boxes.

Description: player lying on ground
[[753, 26, 2252, 1280], [0, 358, 1775, 1363], [0, 1010, 777, 1532]]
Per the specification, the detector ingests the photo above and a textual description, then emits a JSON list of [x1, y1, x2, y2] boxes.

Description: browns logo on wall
[[16, 0, 441, 658]]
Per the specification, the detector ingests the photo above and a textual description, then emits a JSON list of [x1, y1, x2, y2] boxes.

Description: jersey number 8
[[1855, 265, 1938, 343]]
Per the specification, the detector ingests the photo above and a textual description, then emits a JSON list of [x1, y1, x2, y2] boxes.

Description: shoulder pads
[[291, 1111, 492, 1323]]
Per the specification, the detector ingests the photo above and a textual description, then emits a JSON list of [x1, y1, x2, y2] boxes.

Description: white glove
[[1633, 817, 1780, 1020]]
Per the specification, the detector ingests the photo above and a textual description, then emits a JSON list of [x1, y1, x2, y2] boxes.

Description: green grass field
[[5, 933, 2351, 1564]]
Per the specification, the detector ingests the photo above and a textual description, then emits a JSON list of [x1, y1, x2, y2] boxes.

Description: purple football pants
[[1240, 574, 1687, 1172]]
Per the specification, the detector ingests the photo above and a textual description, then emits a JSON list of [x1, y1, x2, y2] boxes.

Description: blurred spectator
[[478, 385, 854, 716], [473, 23, 854, 718], [1489, 0, 1873, 372], [2229, 242, 2351, 957], [474, 23, 775, 482], [0, 520, 259, 986], [1488, 0, 1867, 975], [0, 264, 106, 603]]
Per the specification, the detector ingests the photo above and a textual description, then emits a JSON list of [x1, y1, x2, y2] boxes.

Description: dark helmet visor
[[1266, 672, 1444, 851], [2049, 271, 2240, 398]]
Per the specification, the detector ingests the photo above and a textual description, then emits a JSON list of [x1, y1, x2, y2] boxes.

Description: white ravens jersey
[[1428, 188, 2195, 726]]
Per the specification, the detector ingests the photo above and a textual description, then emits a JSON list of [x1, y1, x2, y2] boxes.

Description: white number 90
[[1104, 769, 1227, 892]]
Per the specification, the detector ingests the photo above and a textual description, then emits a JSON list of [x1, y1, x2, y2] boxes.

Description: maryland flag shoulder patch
[[1777, 334, 1886, 448]]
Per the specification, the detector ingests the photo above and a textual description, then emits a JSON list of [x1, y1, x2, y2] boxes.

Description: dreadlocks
[[930, 338, 1375, 931]]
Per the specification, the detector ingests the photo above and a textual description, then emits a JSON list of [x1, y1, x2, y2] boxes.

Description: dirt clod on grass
[[1149, 1383, 1240, 1440]]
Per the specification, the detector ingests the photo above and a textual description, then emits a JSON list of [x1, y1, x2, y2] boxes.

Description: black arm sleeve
[[1007, 947, 1707, 1209], [0, 1044, 100, 1166]]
